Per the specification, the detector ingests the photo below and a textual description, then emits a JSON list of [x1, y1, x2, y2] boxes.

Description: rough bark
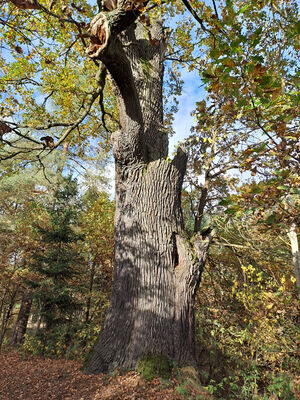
[[194, 185, 208, 233], [10, 291, 33, 345], [84, 3, 212, 373]]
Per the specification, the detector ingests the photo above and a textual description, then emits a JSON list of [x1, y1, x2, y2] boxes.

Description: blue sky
[[169, 68, 204, 154]]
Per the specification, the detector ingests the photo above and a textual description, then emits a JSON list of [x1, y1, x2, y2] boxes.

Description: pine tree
[[29, 177, 83, 343]]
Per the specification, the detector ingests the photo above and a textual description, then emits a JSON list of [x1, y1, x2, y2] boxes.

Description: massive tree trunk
[[84, 3, 212, 373]]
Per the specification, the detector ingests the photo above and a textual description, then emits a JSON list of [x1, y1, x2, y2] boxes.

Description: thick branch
[[86, 7, 148, 164], [175, 231, 214, 292], [194, 186, 208, 233], [172, 146, 188, 184]]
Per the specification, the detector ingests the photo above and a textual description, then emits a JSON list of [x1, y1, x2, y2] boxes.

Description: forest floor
[[0, 350, 211, 400]]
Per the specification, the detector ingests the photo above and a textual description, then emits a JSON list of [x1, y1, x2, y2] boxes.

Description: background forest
[[0, 0, 299, 399]]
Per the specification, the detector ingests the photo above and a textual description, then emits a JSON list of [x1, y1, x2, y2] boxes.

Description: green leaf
[[238, 5, 250, 14], [253, 143, 266, 153], [219, 196, 234, 206], [276, 186, 288, 190], [225, 207, 238, 215], [250, 186, 263, 194], [265, 214, 276, 225], [260, 76, 273, 88], [251, 55, 264, 63]]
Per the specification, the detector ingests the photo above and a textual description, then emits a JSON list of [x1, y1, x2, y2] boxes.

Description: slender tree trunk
[[0, 288, 18, 349], [0, 288, 9, 328], [194, 185, 208, 233], [287, 223, 300, 291], [85, 261, 96, 324], [56, 141, 69, 176], [35, 315, 42, 335], [84, 6, 212, 373], [10, 291, 33, 345]]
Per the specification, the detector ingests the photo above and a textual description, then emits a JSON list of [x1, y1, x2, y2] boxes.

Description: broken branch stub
[[0, 122, 12, 137], [86, 14, 109, 59], [9, 0, 39, 10]]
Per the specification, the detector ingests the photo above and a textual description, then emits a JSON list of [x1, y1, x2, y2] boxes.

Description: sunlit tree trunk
[[84, 6, 212, 373], [287, 223, 300, 292]]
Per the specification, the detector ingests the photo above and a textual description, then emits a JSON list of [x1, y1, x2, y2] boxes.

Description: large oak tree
[[82, 1, 213, 373]]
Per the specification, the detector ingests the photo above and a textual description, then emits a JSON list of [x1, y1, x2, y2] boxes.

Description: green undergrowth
[[137, 355, 211, 399], [137, 353, 172, 381]]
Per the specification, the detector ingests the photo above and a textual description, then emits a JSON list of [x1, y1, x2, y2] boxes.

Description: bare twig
[[181, 0, 216, 39]]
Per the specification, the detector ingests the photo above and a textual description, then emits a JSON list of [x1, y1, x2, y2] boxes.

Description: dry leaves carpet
[[0, 350, 209, 400]]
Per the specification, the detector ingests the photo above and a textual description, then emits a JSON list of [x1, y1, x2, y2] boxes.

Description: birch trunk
[[287, 223, 300, 291]]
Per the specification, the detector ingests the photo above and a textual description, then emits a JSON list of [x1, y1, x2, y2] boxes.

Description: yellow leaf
[[211, 80, 220, 92], [276, 122, 286, 135], [221, 58, 235, 68]]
